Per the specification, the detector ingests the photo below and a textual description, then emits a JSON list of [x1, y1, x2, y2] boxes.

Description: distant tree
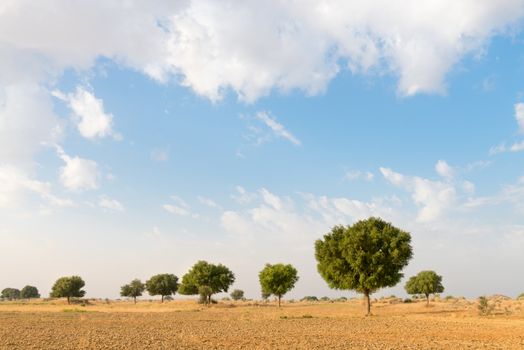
[[120, 279, 146, 304], [404, 270, 444, 306], [20, 286, 40, 300], [145, 274, 178, 303], [259, 263, 299, 307], [315, 217, 413, 316], [1, 288, 21, 300], [50, 276, 86, 304], [230, 289, 244, 301], [178, 260, 235, 305]]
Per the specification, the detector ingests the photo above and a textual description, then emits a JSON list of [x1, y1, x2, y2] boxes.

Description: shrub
[[403, 298, 413, 303], [301, 296, 318, 302], [320, 296, 331, 302], [230, 289, 245, 301], [478, 296, 494, 316], [517, 293, 524, 300]]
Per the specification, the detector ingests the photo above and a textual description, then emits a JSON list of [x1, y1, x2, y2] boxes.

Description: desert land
[[1, 297, 523, 349]]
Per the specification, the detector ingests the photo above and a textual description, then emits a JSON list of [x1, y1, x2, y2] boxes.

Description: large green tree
[[178, 260, 235, 305], [20, 285, 40, 299], [1, 288, 20, 300], [145, 274, 178, 302], [258, 263, 299, 307], [315, 217, 412, 315], [120, 279, 146, 304], [405, 270, 444, 306], [50, 276, 86, 304]]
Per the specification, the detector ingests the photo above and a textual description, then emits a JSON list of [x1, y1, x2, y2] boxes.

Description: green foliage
[[315, 217, 412, 315], [20, 285, 40, 299], [1, 288, 20, 300], [230, 289, 244, 301], [50, 276, 86, 304], [320, 296, 331, 302], [301, 296, 318, 302], [403, 298, 413, 303], [261, 290, 271, 300], [405, 270, 444, 306], [145, 274, 178, 302], [259, 263, 299, 307], [178, 261, 235, 304], [478, 296, 494, 316], [517, 293, 524, 300], [120, 279, 145, 303]]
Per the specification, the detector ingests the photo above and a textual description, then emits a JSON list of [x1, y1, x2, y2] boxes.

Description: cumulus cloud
[[54, 87, 119, 140], [57, 148, 100, 192], [197, 196, 220, 208], [380, 167, 456, 222], [435, 160, 454, 179]]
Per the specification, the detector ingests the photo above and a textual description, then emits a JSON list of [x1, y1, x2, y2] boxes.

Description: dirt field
[[1, 298, 523, 349]]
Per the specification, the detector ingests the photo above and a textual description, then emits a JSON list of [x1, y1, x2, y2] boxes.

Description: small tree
[[315, 217, 412, 316], [258, 263, 299, 307], [120, 279, 145, 304], [478, 296, 494, 316], [20, 286, 40, 300], [405, 270, 444, 306], [145, 274, 178, 303], [1, 288, 21, 300], [230, 289, 244, 301], [50, 276, 86, 304], [178, 260, 235, 305]]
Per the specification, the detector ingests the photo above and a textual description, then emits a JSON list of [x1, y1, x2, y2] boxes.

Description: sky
[[2, 0, 524, 300]]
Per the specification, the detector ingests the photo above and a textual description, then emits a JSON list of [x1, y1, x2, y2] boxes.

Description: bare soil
[[1, 298, 523, 349]]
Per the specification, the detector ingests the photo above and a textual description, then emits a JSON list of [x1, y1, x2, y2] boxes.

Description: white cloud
[[515, 103, 524, 133], [259, 188, 284, 210], [57, 87, 119, 140], [198, 196, 219, 208], [57, 148, 100, 192], [435, 160, 454, 179], [254, 111, 301, 146], [0, 164, 73, 208], [380, 167, 456, 222], [345, 170, 374, 181], [98, 195, 124, 212], [231, 186, 257, 204], [163, 195, 199, 218], [462, 180, 476, 194]]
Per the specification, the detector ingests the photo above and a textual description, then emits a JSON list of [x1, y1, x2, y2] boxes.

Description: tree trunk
[[67, 296, 70, 305], [365, 292, 371, 316], [208, 294, 211, 306], [134, 296, 137, 305], [161, 295, 164, 303], [278, 295, 281, 308], [426, 293, 429, 307]]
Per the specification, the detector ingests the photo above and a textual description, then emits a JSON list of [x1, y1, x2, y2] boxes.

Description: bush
[[517, 293, 524, 300], [230, 289, 245, 301], [334, 297, 347, 302], [403, 298, 413, 303], [301, 296, 318, 302], [320, 296, 331, 302], [478, 296, 494, 316], [444, 295, 454, 301]]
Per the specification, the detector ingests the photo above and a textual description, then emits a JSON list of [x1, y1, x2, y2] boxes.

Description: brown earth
[[1, 298, 523, 349]]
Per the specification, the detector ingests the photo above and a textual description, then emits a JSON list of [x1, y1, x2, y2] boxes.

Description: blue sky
[[2, 1, 524, 300]]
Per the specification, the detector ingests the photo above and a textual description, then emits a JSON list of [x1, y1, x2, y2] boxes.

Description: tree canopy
[[120, 279, 146, 304], [405, 270, 444, 306], [178, 260, 235, 305], [145, 274, 178, 302], [20, 285, 40, 299], [50, 276, 86, 304], [315, 217, 412, 315], [1, 288, 20, 300], [259, 263, 299, 307]]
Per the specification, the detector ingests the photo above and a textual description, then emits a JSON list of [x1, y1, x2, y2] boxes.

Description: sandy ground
[[1, 298, 523, 349]]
